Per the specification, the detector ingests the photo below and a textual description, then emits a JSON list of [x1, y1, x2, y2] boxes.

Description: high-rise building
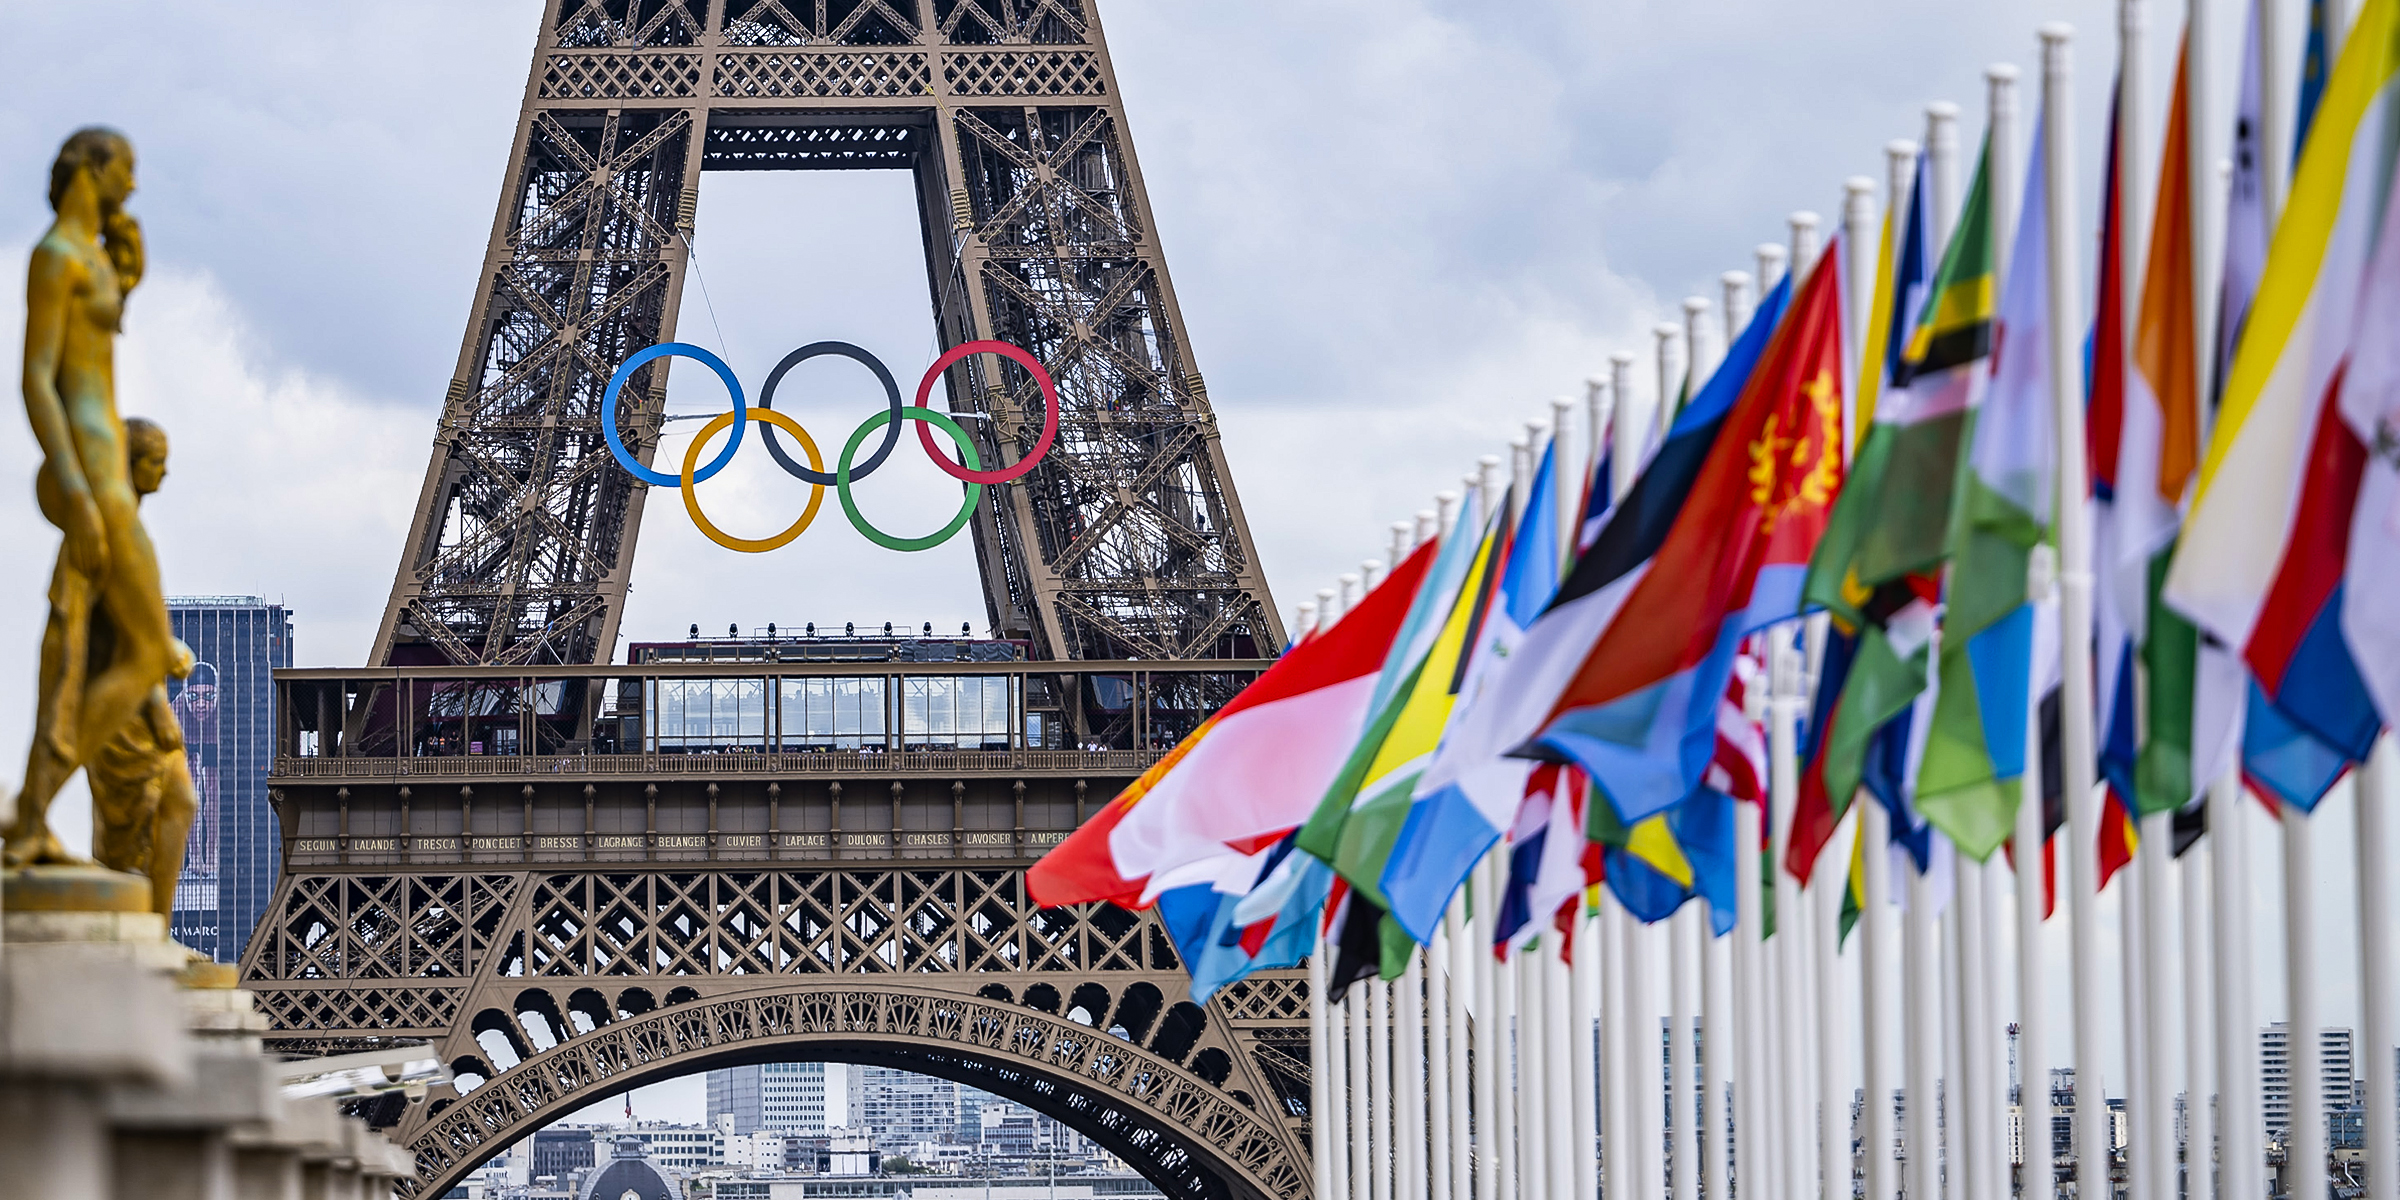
[[709, 1062, 830, 1136], [165, 598, 292, 963], [710, 1067, 764, 1136], [2262, 1023, 2359, 1138]]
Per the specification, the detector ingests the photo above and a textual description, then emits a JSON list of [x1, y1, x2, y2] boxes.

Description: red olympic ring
[[913, 340, 1059, 485]]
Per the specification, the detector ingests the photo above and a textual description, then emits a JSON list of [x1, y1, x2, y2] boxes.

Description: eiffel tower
[[371, 0, 1283, 669], [242, 5, 1312, 1198]]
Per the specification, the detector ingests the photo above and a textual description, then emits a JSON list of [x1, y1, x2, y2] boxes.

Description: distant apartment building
[[531, 1125, 598, 1181], [710, 1062, 831, 1136], [859, 1066, 969, 1154], [629, 1121, 720, 1171], [165, 597, 292, 963], [2262, 1023, 2358, 1139]]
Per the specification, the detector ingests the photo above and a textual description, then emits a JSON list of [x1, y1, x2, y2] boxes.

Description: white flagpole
[[1474, 852, 1502, 1200], [1704, 906, 1732, 1200], [1402, 950, 1429, 1200], [1572, 904, 1601, 1200], [1673, 906, 1700, 1200], [1735, 797, 1769, 1200], [1640, 915, 1670, 1200], [1684, 296, 1717, 389], [1468, 454, 1502, 1200], [1522, 945, 1550, 1200], [1757, 243, 1789, 295], [1654, 323, 1682, 439], [1430, 917, 1454, 1200], [2360, 739, 2399, 1200], [1814, 818, 1853, 1200], [1858, 138, 1905, 1200], [1306, 600, 1338, 1200], [1767, 625, 1809, 1200], [1545, 933, 1576, 1200], [1353, 916, 1376, 1200], [1609, 354, 1640, 499], [1604, 901, 1632, 1200], [2180, 834, 2213, 1200], [2285, 803, 2326, 1200], [1495, 876, 1520, 1200], [2036, 27, 2104, 1200], [1418, 520, 1457, 1200], [1504, 435, 1547, 1200], [1447, 890, 1476, 1200], [2210, 773, 2263, 1200], [1976, 65, 2023, 1200], [2014, 594, 2052, 1200], [1723, 271, 1754, 343]]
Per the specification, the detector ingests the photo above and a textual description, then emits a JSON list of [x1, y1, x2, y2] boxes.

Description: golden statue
[[7, 128, 193, 898]]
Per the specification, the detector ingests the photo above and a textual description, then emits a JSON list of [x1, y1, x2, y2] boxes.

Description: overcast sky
[[1, 0, 2376, 1125]]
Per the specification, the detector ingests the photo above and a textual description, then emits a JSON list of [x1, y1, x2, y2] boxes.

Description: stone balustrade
[[0, 866, 417, 1198]]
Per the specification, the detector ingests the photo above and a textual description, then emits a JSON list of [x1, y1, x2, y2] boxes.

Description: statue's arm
[[21, 245, 107, 576]]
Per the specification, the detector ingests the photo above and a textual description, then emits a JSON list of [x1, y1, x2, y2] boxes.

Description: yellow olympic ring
[[681, 408, 825, 553]]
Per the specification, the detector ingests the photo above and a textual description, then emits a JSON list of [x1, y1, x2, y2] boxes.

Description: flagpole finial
[[1416, 508, 1441, 547], [1788, 211, 1822, 276], [1390, 520, 1414, 565], [1360, 558, 1385, 591], [1294, 601, 1317, 635], [1337, 573, 1361, 612], [1720, 271, 1753, 344], [1755, 243, 1788, 291], [1582, 378, 1611, 462], [1315, 586, 1337, 625]]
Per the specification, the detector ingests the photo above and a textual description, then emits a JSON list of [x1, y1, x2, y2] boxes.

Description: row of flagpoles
[[1028, 1, 2400, 1200]]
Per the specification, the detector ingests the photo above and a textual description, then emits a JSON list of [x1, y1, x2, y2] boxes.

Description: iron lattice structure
[[249, 668, 1316, 1198], [242, 857, 1312, 1200], [373, 0, 1282, 668]]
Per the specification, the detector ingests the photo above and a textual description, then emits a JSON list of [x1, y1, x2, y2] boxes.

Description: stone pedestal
[[0, 864, 414, 1198]]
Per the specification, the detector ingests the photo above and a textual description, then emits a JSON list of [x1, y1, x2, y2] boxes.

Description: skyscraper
[[166, 597, 292, 963]]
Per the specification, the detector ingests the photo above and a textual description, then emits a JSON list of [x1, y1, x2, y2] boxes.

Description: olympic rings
[[682, 408, 825, 554], [601, 338, 1056, 555], [756, 341, 902, 486], [602, 343, 746, 487], [841, 407, 984, 552], [913, 340, 1059, 485]]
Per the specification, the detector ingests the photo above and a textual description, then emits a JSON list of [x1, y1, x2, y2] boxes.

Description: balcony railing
[[271, 746, 1157, 780]]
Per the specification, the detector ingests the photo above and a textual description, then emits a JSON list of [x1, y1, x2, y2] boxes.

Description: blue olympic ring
[[602, 343, 747, 487]]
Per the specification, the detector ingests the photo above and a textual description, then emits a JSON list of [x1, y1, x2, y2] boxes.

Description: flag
[[1838, 826, 1867, 944], [1804, 137, 1998, 845], [1528, 240, 1850, 828], [2335, 101, 2400, 734], [2297, 0, 2331, 162], [1915, 103, 2061, 860], [1787, 150, 1935, 879], [1496, 763, 1589, 955], [1029, 539, 1437, 907], [2164, 0, 2398, 810], [1300, 501, 1508, 913], [1382, 278, 1792, 942]]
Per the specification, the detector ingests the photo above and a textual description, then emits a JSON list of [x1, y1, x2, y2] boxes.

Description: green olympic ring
[[839, 406, 984, 552]]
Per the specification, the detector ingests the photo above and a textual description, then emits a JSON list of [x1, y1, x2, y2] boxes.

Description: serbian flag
[[2163, 0, 2398, 809], [1029, 540, 1437, 907], [1528, 237, 1850, 825]]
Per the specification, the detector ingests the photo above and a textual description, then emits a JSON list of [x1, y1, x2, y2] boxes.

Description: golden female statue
[[7, 128, 190, 870]]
